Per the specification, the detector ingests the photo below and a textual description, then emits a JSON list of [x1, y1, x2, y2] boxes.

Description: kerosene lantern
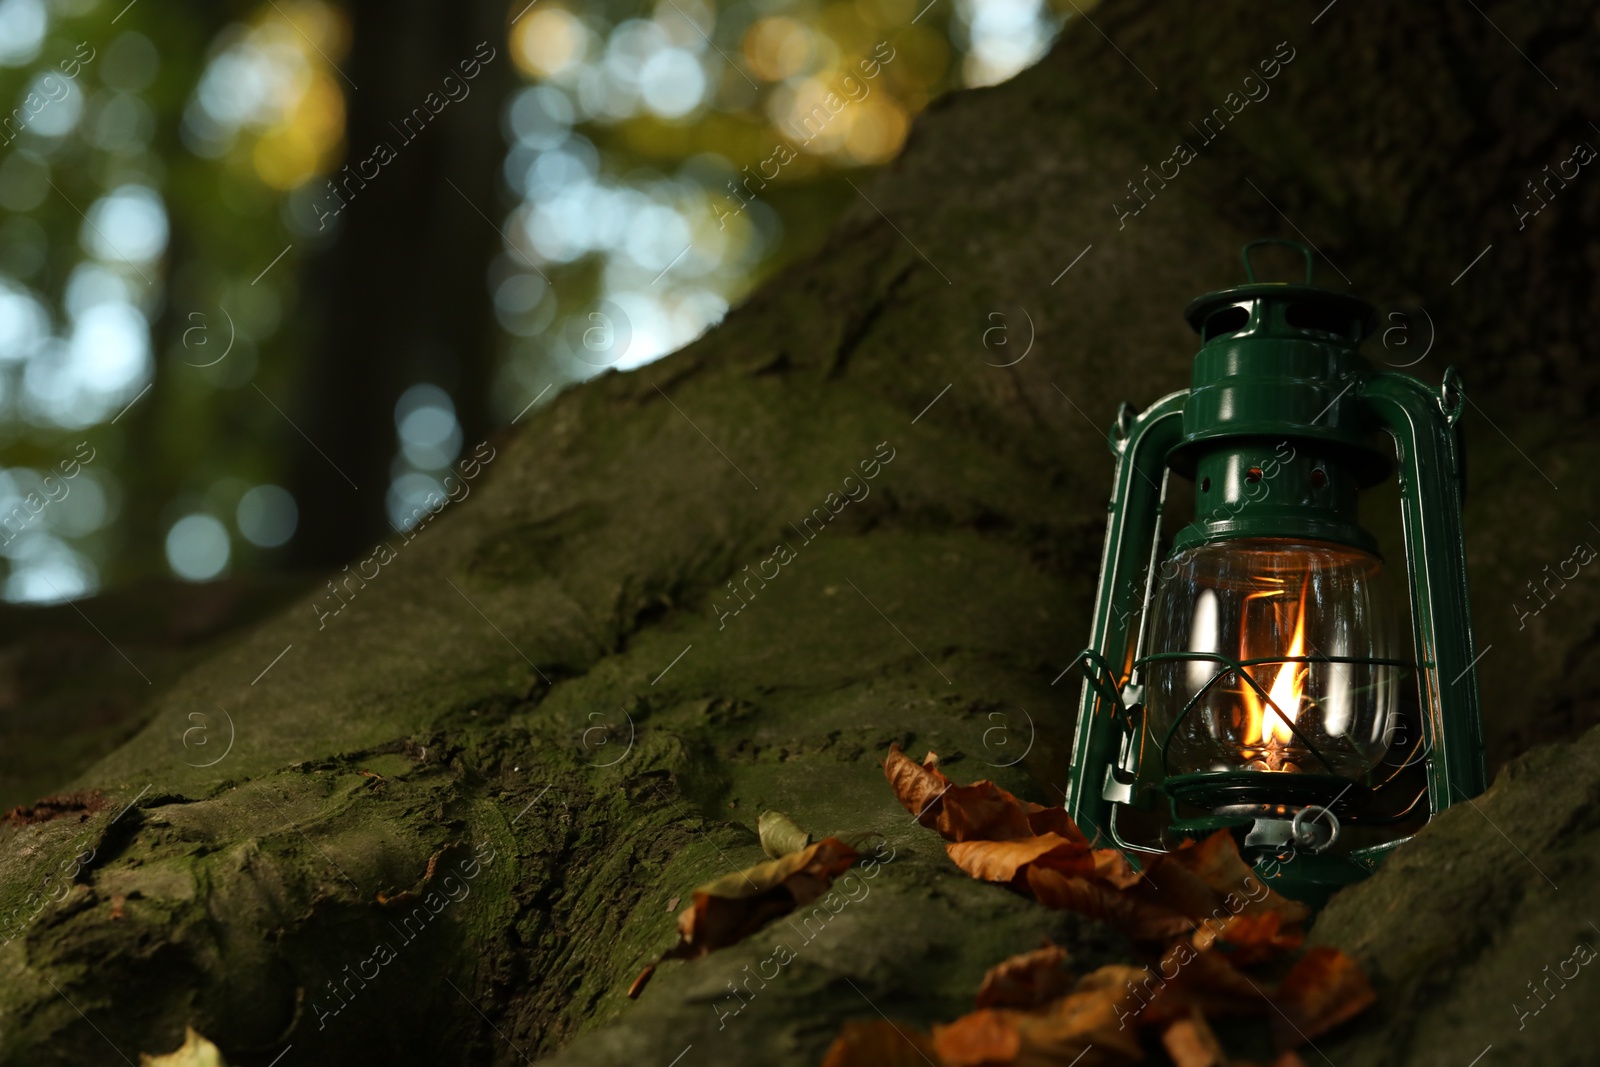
[[1064, 240, 1487, 903]]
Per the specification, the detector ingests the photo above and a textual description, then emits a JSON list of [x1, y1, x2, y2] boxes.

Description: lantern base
[[1162, 771, 1393, 906], [1250, 850, 1374, 908]]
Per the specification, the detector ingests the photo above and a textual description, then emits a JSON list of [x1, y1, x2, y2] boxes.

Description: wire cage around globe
[[1141, 537, 1407, 809]]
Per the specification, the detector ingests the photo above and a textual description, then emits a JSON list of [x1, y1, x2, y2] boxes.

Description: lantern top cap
[[1182, 239, 1375, 341]]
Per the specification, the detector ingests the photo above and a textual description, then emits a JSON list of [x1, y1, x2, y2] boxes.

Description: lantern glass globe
[[1145, 538, 1401, 778]]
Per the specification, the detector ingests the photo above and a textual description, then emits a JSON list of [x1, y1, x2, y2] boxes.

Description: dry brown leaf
[[1162, 1008, 1229, 1067], [1272, 946, 1376, 1047], [1019, 988, 1146, 1066], [1084, 848, 1144, 889], [933, 1008, 1023, 1066], [1128, 832, 1309, 950], [664, 837, 859, 960], [883, 746, 1038, 842], [947, 833, 1090, 883], [976, 945, 1074, 1010], [1199, 911, 1305, 967], [938, 965, 1148, 1067], [888, 754, 1283, 942], [888, 746, 1154, 937], [1164, 831, 1258, 893], [1022, 804, 1092, 845], [819, 1019, 938, 1066], [1140, 943, 1270, 1025], [1125, 858, 1223, 932], [884, 745, 952, 828], [1162, 832, 1310, 926], [942, 783, 1040, 841], [1026, 865, 1195, 941]]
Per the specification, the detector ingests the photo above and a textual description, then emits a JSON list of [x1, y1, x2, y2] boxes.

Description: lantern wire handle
[[1241, 239, 1315, 284]]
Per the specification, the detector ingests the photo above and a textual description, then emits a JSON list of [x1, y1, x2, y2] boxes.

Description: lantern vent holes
[[1203, 305, 1250, 341], [1245, 466, 1264, 483], [1201, 477, 1211, 493], [1285, 302, 1356, 339], [1311, 468, 1328, 489]]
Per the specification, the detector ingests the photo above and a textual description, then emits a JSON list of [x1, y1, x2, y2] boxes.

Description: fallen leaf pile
[[816, 748, 1378, 1065]]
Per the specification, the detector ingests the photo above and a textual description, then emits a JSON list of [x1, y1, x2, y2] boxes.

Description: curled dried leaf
[[664, 837, 860, 961], [1140, 944, 1268, 1025], [1272, 946, 1376, 1047], [757, 810, 811, 858], [975, 944, 1073, 1010], [1026, 864, 1195, 941], [1160, 832, 1310, 926], [819, 1019, 937, 1066], [1132, 832, 1309, 947], [936, 965, 1148, 1067], [933, 1008, 1022, 1066], [1162, 1008, 1229, 1067], [947, 833, 1088, 883], [1200, 911, 1305, 967], [884, 745, 951, 829], [883, 746, 1041, 842], [935, 781, 1043, 842]]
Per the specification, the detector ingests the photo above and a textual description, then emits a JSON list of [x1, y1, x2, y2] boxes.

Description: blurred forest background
[[0, 0, 1070, 597]]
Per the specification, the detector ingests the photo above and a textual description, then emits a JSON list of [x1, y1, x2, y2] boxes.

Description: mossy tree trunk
[[4, 2, 1600, 1064]]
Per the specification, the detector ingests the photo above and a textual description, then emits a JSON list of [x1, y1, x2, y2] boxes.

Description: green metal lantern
[[1064, 240, 1487, 904]]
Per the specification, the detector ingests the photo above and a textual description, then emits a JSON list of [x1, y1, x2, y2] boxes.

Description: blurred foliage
[[0, 0, 1068, 598]]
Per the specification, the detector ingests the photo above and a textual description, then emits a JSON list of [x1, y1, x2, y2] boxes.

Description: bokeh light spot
[[743, 18, 814, 81], [844, 97, 908, 163], [0, 0, 46, 67], [165, 514, 231, 581], [22, 70, 84, 138], [237, 484, 298, 547], [513, 8, 589, 79], [82, 184, 169, 263], [639, 48, 706, 118]]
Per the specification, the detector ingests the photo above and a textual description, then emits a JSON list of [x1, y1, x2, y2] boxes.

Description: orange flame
[[1241, 573, 1310, 750]]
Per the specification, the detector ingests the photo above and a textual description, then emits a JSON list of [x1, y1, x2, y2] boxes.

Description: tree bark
[[4, 2, 1600, 1064]]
